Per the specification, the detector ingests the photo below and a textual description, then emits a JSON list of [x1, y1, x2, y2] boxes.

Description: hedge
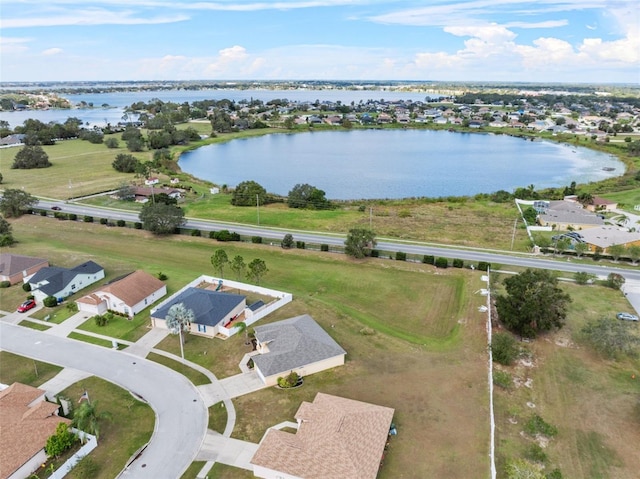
[[435, 257, 448, 268]]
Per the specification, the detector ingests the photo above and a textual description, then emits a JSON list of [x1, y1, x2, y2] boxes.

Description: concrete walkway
[[124, 327, 169, 357], [621, 279, 640, 316], [45, 311, 92, 337], [195, 431, 259, 470], [38, 368, 92, 395], [219, 371, 268, 398]]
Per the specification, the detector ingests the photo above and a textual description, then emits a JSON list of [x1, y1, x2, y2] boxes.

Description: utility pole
[[510, 217, 518, 250], [369, 207, 373, 230], [256, 194, 260, 226]]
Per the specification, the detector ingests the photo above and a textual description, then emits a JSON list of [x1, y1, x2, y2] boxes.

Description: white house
[[28, 261, 105, 302], [76, 270, 167, 318], [144, 177, 159, 186], [251, 315, 346, 386]]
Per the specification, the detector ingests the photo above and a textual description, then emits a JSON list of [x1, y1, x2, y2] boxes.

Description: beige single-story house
[[251, 392, 395, 479], [251, 315, 346, 386], [537, 200, 604, 231], [576, 226, 640, 253], [585, 196, 618, 212], [0, 254, 49, 285], [28, 261, 105, 302], [0, 383, 71, 479], [76, 270, 167, 318], [150, 288, 246, 338]]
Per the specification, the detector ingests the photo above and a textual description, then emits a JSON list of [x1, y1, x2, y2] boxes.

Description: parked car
[[51, 206, 62, 211], [17, 299, 36, 313], [616, 312, 639, 321]]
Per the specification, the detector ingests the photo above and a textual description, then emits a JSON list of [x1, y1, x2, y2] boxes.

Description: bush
[[296, 241, 306, 249], [493, 370, 512, 389], [546, 469, 563, 479], [84, 215, 93, 223], [43, 296, 58, 307], [281, 234, 294, 248], [215, 230, 233, 241], [574, 271, 595, 285], [525, 443, 548, 464], [370, 249, 380, 257], [320, 244, 329, 252], [0, 281, 10, 288], [45, 423, 77, 459], [94, 314, 109, 326], [22, 282, 31, 292], [157, 272, 168, 281], [134, 222, 142, 229], [422, 255, 435, 264], [605, 272, 625, 290], [116, 219, 126, 227], [277, 371, 301, 388], [492, 332, 519, 365], [524, 414, 558, 437], [99, 218, 108, 225], [66, 302, 78, 313], [452, 258, 464, 268], [40, 209, 48, 216], [209, 230, 216, 239], [435, 257, 448, 268], [395, 251, 407, 261], [73, 455, 100, 477], [191, 229, 201, 237], [477, 261, 491, 271], [252, 236, 262, 244]]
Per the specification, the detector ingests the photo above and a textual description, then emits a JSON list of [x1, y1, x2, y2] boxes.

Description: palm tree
[[72, 400, 112, 441], [166, 303, 194, 361]]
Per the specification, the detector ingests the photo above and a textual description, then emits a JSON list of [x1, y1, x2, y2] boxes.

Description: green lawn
[[208, 401, 227, 433], [145, 351, 211, 386], [68, 331, 127, 350], [0, 351, 62, 386], [18, 319, 51, 331], [77, 311, 151, 342]]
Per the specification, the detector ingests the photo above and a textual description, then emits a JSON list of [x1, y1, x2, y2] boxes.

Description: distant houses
[[28, 261, 105, 302], [0, 254, 49, 285]]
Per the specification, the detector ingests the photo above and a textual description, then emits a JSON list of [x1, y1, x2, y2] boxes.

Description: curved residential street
[[0, 322, 208, 479]]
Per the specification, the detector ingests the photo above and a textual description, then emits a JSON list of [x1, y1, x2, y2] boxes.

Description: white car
[[616, 312, 639, 322]]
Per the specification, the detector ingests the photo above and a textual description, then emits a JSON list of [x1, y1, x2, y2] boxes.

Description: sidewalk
[[219, 371, 268, 399], [38, 368, 92, 396], [195, 431, 259, 471], [125, 328, 169, 357], [45, 311, 92, 337]]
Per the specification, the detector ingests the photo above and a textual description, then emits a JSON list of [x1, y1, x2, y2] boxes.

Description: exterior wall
[[586, 238, 640, 254], [8, 449, 47, 479], [2, 262, 48, 285], [77, 300, 107, 316], [537, 220, 601, 231], [130, 285, 167, 316], [259, 354, 346, 386], [253, 464, 302, 479], [30, 270, 105, 302]]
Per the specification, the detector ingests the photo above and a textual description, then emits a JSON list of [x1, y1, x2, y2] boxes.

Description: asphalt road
[[39, 199, 640, 281], [0, 323, 207, 479]]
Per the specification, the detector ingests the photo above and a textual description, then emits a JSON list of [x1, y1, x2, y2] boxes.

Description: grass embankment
[[5, 214, 490, 478], [493, 282, 640, 479]]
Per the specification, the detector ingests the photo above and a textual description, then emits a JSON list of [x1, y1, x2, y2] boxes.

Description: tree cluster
[[138, 202, 185, 235], [287, 183, 331, 210], [112, 153, 140, 173], [344, 228, 377, 259], [12, 144, 51, 169], [0, 189, 38, 218], [209, 248, 268, 284]]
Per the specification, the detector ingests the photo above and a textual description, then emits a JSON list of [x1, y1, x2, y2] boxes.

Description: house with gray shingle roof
[[537, 200, 604, 231], [151, 287, 246, 338], [251, 315, 346, 386], [0, 253, 48, 285], [28, 261, 104, 302]]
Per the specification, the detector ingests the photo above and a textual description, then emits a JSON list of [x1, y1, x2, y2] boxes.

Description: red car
[[17, 299, 36, 313]]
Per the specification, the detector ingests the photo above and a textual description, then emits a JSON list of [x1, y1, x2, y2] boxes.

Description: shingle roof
[[84, 270, 165, 307], [538, 200, 604, 226], [29, 261, 103, 296], [252, 315, 346, 377], [0, 254, 48, 278], [250, 392, 394, 479], [578, 226, 640, 249], [152, 288, 245, 326], [0, 383, 71, 479]]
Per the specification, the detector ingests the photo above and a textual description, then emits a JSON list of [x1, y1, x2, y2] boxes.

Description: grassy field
[[0, 351, 62, 386], [493, 281, 640, 479], [146, 351, 211, 386]]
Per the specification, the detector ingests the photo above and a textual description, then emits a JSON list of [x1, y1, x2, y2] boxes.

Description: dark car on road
[[51, 206, 62, 211]]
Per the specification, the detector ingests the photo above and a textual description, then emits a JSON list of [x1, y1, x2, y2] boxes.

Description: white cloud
[[0, 36, 31, 55], [42, 47, 63, 55]]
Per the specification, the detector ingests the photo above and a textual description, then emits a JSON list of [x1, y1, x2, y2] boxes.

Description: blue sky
[[1, 0, 638, 83]]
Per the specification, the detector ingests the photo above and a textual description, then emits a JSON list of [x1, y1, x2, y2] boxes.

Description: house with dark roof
[[151, 288, 246, 338], [28, 261, 104, 302], [251, 315, 346, 386], [0, 253, 49, 285], [251, 392, 394, 479], [0, 383, 71, 479], [76, 270, 167, 318]]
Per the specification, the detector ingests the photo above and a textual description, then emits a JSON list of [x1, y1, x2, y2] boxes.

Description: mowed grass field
[[493, 282, 640, 479], [2, 214, 491, 478]]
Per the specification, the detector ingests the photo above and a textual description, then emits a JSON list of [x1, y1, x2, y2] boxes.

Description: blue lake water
[[178, 129, 622, 200]]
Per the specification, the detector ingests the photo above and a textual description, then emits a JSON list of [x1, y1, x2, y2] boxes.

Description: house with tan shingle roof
[[76, 270, 167, 318], [0, 254, 49, 285], [251, 392, 394, 479], [0, 383, 71, 479]]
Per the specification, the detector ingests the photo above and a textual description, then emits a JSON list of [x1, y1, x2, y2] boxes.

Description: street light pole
[[257, 194, 260, 226]]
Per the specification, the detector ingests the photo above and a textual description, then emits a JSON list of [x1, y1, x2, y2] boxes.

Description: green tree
[[165, 302, 194, 360], [45, 422, 77, 458], [608, 244, 625, 262], [574, 271, 596, 285], [247, 258, 268, 285], [125, 136, 144, 152], [522, 207, 537, 224], [627, 140, 640, 156], [491, 332, 519, 365], [0, 188, 38, 218], [495, 269, 571, 338], [554, 237, 571, 255], [281, 233, 294, 249], [115, 182, 135, 200], [139, 202, 185, 235], [230, 255, 246, 281], [0, 216, 15, 246], [72, 400, 112, 440], [345, 228, 377, 259], [605, 272, 625, 290], [112, 153, 140, 173], [574, 242, 588, 258], [627, 244, 640, 265], [287, 183, 330, 209], [105, 137, 119, 148], [283, 117, 295, 129], [211, 249, 229, 277], [582, 318, 640, 359], [12, 144, 51, 169], [231, 180, 268, 206]]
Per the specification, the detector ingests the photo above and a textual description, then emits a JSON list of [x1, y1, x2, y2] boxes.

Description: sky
[[1, 0, 638, 84]]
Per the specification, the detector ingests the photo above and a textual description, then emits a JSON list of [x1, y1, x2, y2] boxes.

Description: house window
[[197, 324, 207, 333], [71, 284, 76, 289]]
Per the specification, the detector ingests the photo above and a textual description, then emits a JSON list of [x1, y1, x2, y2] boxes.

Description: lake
[[0, 89, 433, 129], [178, 129, 622, 200]]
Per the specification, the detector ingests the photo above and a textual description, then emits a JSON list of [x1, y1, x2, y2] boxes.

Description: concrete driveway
[[0, 322, 208, 479]]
